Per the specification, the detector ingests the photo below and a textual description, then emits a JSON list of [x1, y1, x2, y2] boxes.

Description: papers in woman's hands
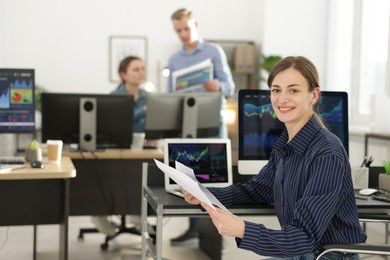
[[153, 159, 228, 211], [172, 59, 213, 92]]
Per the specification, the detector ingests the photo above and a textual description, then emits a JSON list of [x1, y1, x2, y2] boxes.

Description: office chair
[[317, 167, 390, 259], [78, 215, 142, 250], [316, 216, 390, 259], [315, 244, 390, 259]]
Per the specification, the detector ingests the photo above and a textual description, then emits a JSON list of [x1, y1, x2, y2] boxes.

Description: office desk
[[0, 157, 76, 260], [141, 163, 390, 260], [140, 163, 274, 260], [63, 149, 163, 216]]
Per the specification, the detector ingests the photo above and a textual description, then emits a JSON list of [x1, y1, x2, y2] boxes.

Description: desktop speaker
[[79, 98, 97, 151]]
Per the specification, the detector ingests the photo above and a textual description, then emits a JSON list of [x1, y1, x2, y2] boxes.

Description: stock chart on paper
[[168, 143, 228, 183], [0, 69, 35, 133]]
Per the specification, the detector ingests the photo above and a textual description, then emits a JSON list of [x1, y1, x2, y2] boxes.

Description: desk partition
[[63, 149, 164, 216]]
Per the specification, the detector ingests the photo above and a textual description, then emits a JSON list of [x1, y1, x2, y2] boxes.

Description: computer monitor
[[0, 68, 35, 133], [145, 92, 222, 139], [41, 93, 134, 150], [238, 89, 349, 175], [163, 138, 233, 193]]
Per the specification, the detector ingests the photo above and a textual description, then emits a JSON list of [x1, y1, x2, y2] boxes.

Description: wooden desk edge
[[62, 148, 164, 159], [0, 157, 76, 180]]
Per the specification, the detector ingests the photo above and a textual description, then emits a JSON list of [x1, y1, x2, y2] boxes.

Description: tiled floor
[[0, 215, 387, 259]]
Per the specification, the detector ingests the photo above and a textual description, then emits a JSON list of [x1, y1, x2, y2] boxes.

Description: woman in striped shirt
[[182, 56, 366, 259]]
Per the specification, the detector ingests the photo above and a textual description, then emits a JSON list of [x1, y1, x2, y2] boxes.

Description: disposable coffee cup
[[131, 133, 145, 150], [47, 140, 63, 163]]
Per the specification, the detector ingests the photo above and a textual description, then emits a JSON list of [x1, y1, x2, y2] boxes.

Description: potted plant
[[384, 161, 390, 174], [378, 160, 390, 191], [35, 85, 46, 130], [259, 54, 283, 82], [25, 139, 42, 162]]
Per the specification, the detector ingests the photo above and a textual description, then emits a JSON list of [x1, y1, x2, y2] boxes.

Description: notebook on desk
[[163, 138, 233, 197]]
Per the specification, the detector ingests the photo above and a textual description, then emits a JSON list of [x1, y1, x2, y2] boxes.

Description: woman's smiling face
[[270, 68, 319, 129]]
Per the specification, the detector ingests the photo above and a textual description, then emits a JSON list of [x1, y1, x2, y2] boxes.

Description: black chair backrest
[[146, 162, 165, 188]]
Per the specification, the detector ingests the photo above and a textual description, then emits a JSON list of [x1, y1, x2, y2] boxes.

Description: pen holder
[[25, 147, 42, 162], [351, 166, 369, 189]]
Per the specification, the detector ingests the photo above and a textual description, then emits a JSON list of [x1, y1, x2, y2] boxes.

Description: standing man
[[167, 7, 235, 246]]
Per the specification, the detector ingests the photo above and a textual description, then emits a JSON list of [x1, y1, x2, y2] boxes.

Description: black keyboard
[[372, 194, 390, 203], [0, 157, 25, 165]]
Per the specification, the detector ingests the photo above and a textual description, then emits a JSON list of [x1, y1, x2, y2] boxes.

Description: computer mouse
[[31, 160, 44, 169], [359, 188, 378, 196]]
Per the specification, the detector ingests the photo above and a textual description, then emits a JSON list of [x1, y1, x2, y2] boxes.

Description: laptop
[[163, 138, 233, 197]]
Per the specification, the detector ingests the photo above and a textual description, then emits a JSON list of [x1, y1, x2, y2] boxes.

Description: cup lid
[[47, 140, 63, 145]]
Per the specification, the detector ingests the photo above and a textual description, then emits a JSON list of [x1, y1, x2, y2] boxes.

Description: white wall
[[4, 0, 382, 166], [262, 0, 328, 86], [0, 0, 264, 94], [0, 0, 329, 95]]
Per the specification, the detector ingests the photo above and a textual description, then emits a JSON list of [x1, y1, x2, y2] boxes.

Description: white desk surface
[[0, 156, 76, 180]]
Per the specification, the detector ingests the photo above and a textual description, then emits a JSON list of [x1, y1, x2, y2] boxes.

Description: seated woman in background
[[92, 55, 148, 236], [111, 55, 147, 132]]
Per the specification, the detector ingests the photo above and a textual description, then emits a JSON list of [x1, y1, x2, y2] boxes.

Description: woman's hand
[[201, 202, 245, 239], [181, 188, 201, 205]]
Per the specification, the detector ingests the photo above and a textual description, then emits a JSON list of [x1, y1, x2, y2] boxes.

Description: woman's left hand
[[201, 202, 245, 239], [182, 188, 201, 205]]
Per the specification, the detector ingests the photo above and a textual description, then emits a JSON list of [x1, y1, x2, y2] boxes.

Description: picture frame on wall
[[109, 36, 147, 83]]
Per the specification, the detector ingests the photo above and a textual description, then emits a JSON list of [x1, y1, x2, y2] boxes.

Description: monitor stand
[[238, 160, 267, 175], [79, 98, 97, 151], [182, 95, 198, 138]]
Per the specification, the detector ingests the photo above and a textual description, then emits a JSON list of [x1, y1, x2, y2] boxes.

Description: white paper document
[[0, 164, 25, 173], [154, 159, 228, 211], [172, 59, 213, 92]]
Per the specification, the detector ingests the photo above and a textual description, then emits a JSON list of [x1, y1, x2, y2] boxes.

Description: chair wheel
[[100, 243, 108, 251]]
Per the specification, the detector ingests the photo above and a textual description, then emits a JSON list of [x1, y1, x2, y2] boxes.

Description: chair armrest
[[315, 243, 390, 259]]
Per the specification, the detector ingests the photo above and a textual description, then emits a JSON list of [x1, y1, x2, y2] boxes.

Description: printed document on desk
[[172, 59, 213, 92], [0, 164, 25, 173], [153, 159, 227, 211]]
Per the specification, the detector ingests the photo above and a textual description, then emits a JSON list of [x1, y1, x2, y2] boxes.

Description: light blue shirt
[[167, 39, 235, 98], [111, 85, 147, 133]]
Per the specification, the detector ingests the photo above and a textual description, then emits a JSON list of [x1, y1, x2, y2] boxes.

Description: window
[[326, 0, 390, 127], [358, 0, 389, 115]]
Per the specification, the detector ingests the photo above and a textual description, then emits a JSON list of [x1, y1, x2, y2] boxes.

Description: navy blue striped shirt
[[211, 115, 366, 257]]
